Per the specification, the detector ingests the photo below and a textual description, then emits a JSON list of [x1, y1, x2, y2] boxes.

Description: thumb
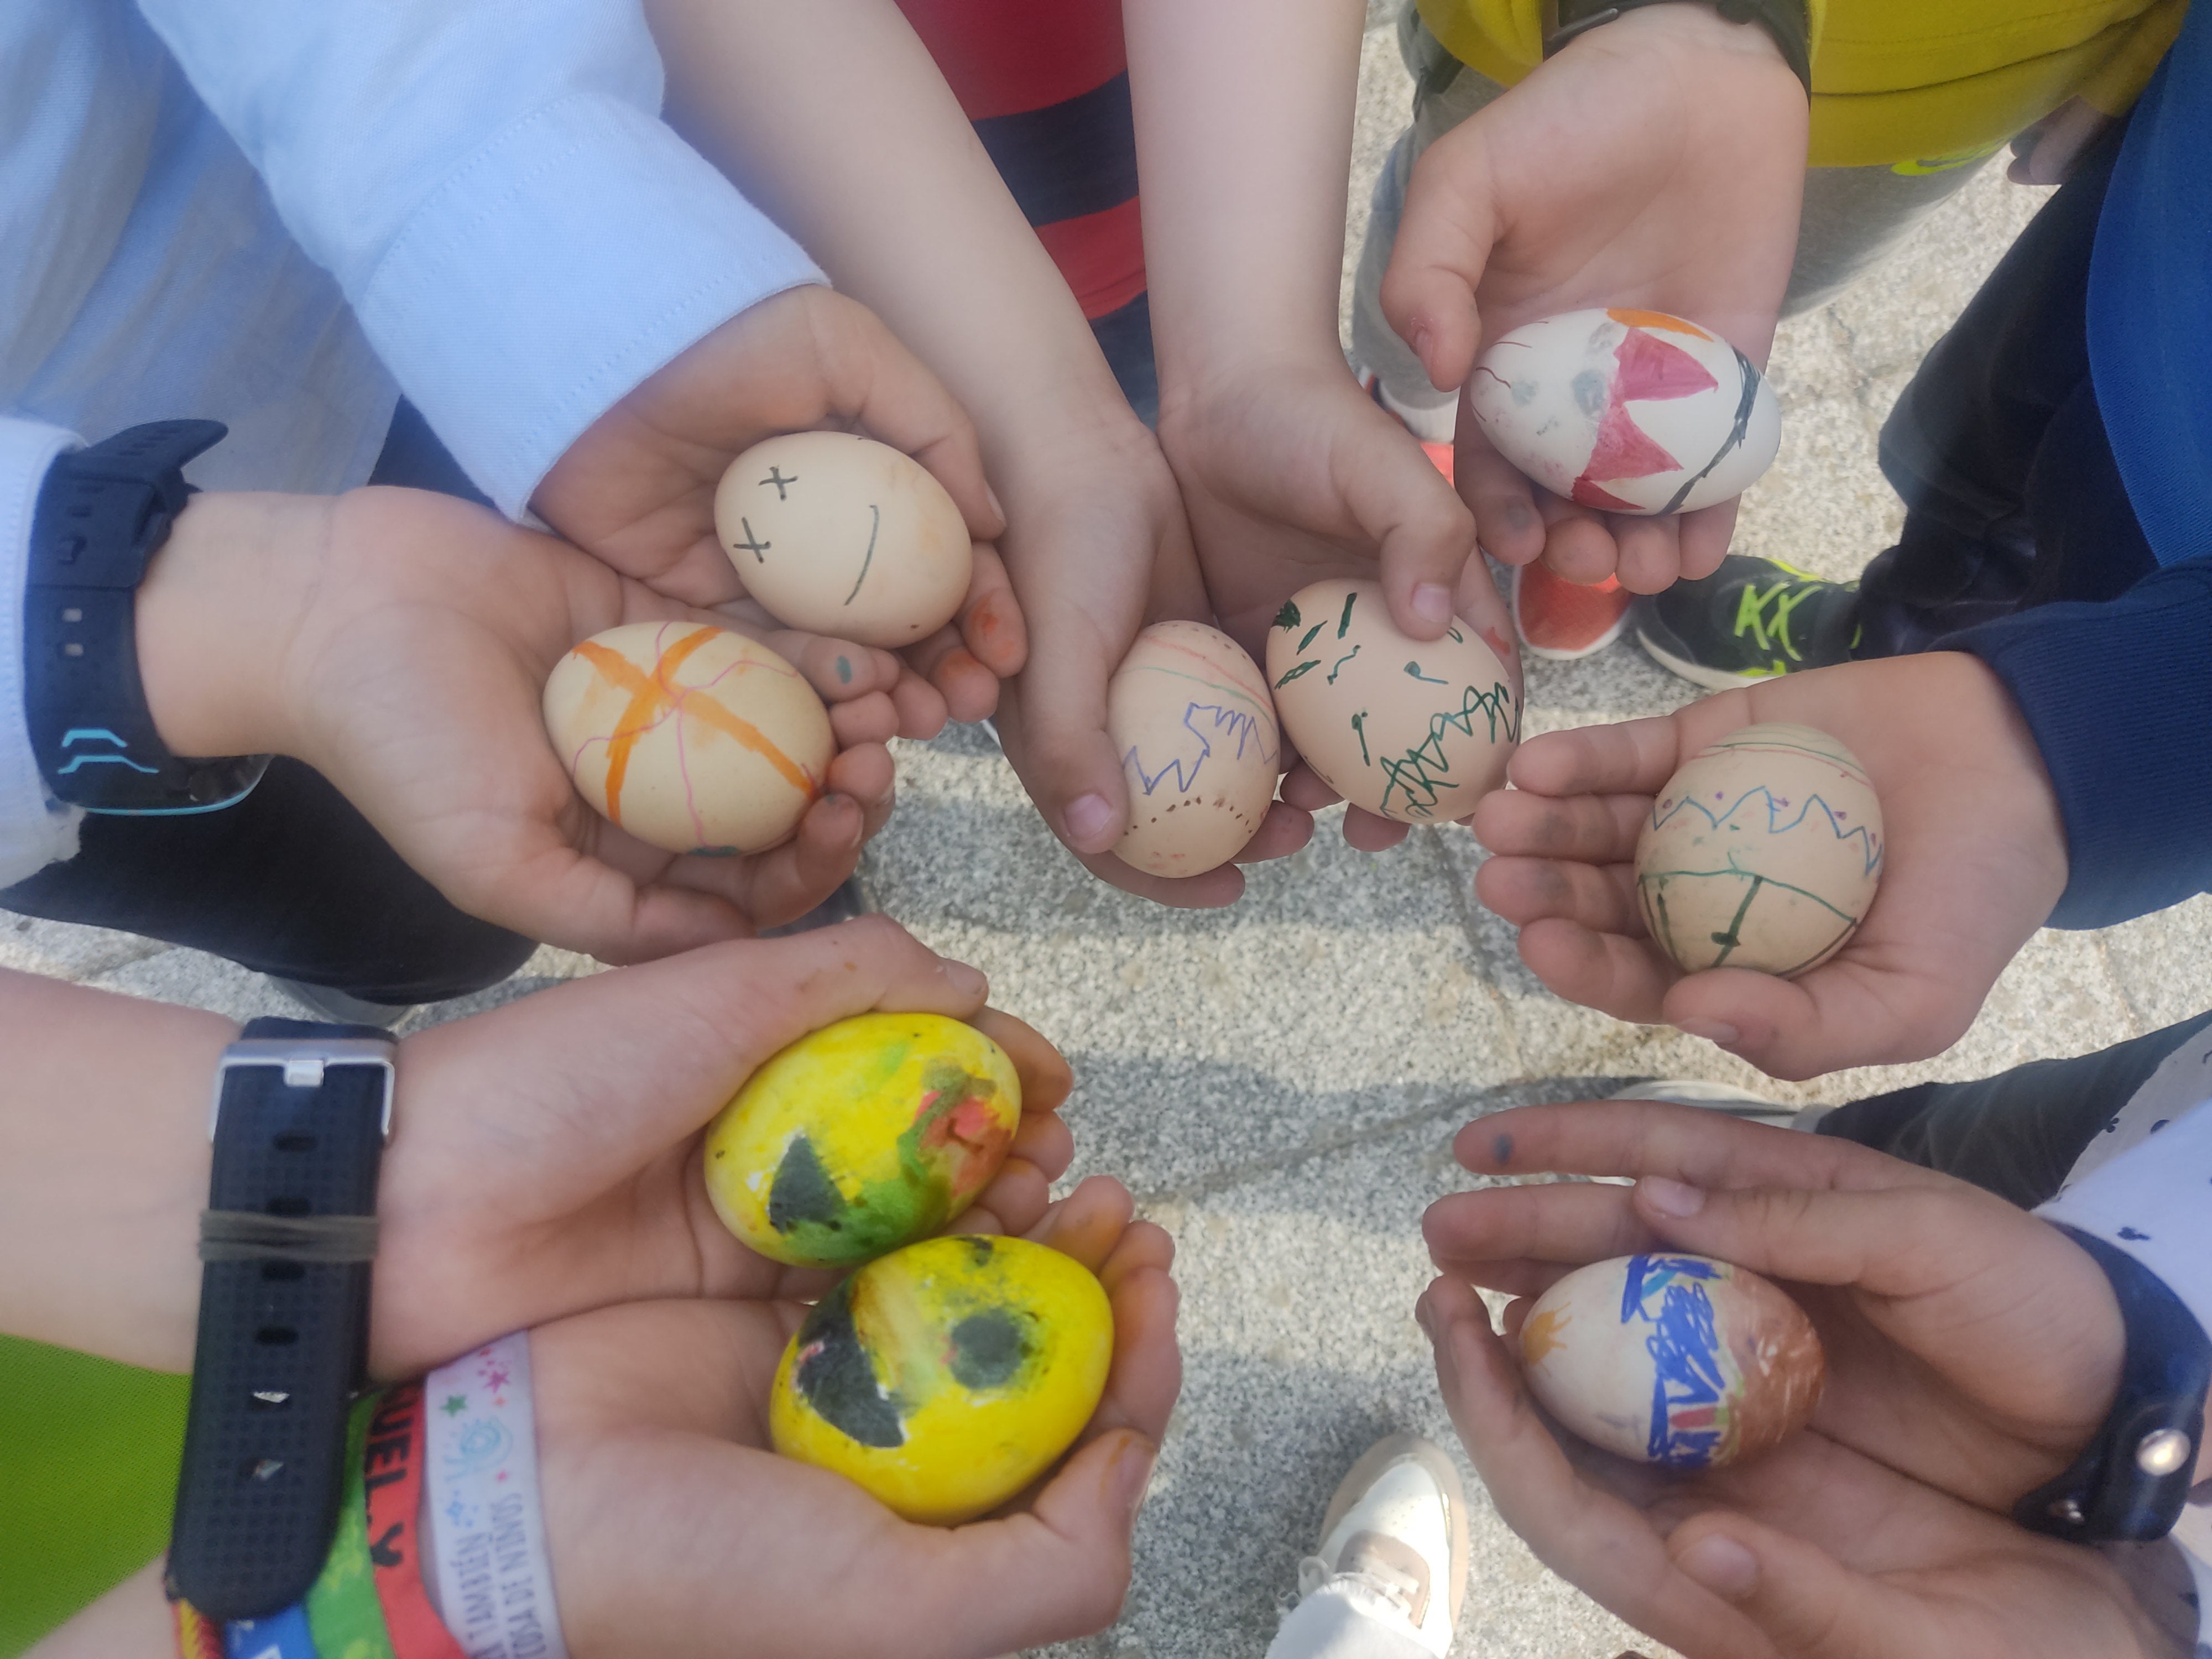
[[1670, 1512, 1935, 1659], [993, 613, 1129, 858], [1379, 123, 1501, 393]]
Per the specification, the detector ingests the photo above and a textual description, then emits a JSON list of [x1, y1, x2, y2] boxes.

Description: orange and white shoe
[[1354, 365, 1455, 484], [1510, 561, 1632, 661]]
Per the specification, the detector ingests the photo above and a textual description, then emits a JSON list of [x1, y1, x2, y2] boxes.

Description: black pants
[[0, 403, 534, 1004], [1817, 1012, 2212, 1209], [1852, 121, 2157, 656]]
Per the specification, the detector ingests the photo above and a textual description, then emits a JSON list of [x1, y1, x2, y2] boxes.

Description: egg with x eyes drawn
[[770, 1234, 1114, 1524], [1519, 1253, 1825, 1469], [714, 431, 974, 647], [1264, 579, 1520, 824], [1109, 621, 1281, 877], [1634, 722, 1884, 978], [702, 1012, 1022, 1269], [541, 621, 832, 857], [1469, 309, 1780, 514]]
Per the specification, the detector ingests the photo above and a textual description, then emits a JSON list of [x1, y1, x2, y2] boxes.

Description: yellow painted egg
[[1634, 722, 1884, 977], [770, 1235, 1114, 1523], [1265, 578, 1521, 823], [1469, 309, 1780, 514], [542, 622, 832, 856], [714, 431, 973, 647], [1520, 1253, 1824, 1469], [1109, 621, 1281, 877], [703, 1013, 1021, 1268]]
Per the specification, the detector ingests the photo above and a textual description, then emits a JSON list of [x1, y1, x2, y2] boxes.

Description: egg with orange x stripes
[[543, 622, 834, 855]]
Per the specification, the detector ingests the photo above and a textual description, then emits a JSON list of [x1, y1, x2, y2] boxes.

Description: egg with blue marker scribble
[[1519, 1254, 1824, 1469], [1109, 621, 1280, 877], [1265, 578, 1520, 824], [770, 1235, 1114, 1524], [1634, 722, 1884, 978], [542, 622, 832, 857], [714, 431, 973, 646], [703, 1013, 1021, 1269], [1469, 309, 1780, 514]]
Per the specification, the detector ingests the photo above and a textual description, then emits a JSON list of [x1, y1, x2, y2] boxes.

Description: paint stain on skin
[[836, 656, 854, 685], [1481, 624, 1515, 664], [1491, 1131, 1514, 1167]]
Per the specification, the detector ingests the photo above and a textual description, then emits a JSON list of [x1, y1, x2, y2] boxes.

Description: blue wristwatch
[[24, 420, 270, 815]]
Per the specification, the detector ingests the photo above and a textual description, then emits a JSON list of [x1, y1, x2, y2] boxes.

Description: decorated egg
[[1265, 578, 1520, 823], [1469, 309, 1780, 514], [1108, 621, 1280, 877], [1635, 722, 1883, 978], [702, 1013, 1022, 1268], [714, 431, 973, 646], [542, 621, 832, 856], [771, 1234, 1114, 1523], [1519, 1253, 1825, 1469]]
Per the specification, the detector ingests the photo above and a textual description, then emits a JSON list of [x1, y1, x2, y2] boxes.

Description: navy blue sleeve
[[1945, 555, 2212, 928]]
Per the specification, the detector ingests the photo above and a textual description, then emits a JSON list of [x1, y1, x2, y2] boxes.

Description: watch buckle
[[210, 1039, 398, 1142]]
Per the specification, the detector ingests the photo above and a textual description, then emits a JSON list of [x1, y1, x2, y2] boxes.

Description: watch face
[[85, 753, 273, 816]]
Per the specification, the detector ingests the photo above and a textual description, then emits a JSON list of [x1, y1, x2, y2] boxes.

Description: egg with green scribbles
[[770, 1234, 1114, 1523], [703, 1013, 1021, 1268], [1265, 578, 1521, 824], [1634, 722, 1884, 978]]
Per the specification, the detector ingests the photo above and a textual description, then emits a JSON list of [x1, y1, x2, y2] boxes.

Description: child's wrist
[[134, 491, 330, 763]]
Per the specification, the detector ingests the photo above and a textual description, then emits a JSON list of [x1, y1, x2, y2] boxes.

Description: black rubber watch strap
[[24, 420, 269, 815], [2014, 1225, 2210, 1543], [165, 1019, 395, 1621], [1542, 0, 1813, 93]]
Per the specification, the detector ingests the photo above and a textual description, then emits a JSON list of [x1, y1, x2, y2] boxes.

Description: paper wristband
[[304, 1392, 398, 1659], [424, 1334, 570, 1659], [363, 1383, 468, 1659], [221, 1603, 319, 1659]]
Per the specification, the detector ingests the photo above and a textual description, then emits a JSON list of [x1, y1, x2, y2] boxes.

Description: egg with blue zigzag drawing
[[1469, 309, 1780, 514], [1519, 1254, 1825, 1469], [1634, 722, 1884, 978], [1108, 621, 1281, 877]]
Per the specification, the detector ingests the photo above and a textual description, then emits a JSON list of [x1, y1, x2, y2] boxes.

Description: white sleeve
[[0, 418, 85, 886], [129, 0, 825, 519], [2039, 1100, 2212, 1656], [2039, 1098, 2212, 1335]]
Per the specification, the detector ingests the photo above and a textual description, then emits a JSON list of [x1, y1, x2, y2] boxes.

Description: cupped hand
[[1380, 4, 1806, 592], [369, 918, 1077, 1378], [1420, 1269, 2167, 1659], [530, 285, 1022, 729], [986, 413, 1314, 907], [1426, 1099, 2125, 1510], [1156, 354, 1515, 857], [1468, 653, 2069, 1078], [143, 486, 916, 961], [530, 1175, 1180, 1659]]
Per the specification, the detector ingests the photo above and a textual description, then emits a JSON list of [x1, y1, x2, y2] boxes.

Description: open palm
[[1380, 6, 1807, 591]]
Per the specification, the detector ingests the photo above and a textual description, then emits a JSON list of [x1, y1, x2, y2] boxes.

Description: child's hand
[[530, 1175, 1179, 1658], [1417, 1100, 2171, 1659], [987, 414, 1315, 906], [1380, 4, 1806, 593], [1155, 354, 1519, 855], [1468, 653, 2069, 1079], [530, 285, 1022, 730], [135, 488, 909, 962], [370, 919, 1077, 1376]]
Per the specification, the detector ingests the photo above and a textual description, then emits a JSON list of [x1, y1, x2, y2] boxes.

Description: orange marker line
[[1607, 307, 1711, 340]]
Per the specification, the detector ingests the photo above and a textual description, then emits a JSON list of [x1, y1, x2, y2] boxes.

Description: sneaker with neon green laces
[[1633, 555, 1864, 689]]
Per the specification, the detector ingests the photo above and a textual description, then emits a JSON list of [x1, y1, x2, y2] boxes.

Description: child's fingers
[[1232, 800, 1317, 864], [1516, 916, 1679, 1025], [968, 1006, 1076, 1117], [1536, 495, 1624, 587], [1455, 423, 1548, 567], [886, 665, 950, 740], [1674, 499, 1740, 583], [1422, 1181, 1653, 1275], [1028, 1175, 1138, 1272], [1500, 716, 1691, 800], [956, 543, 1029, 677], [1341, 805, 1413, 852], [827, 692, 901, 747], [1611, 514, 1684, 596], [1379, 122, 1501, 392], [1473, 854, 1645, 935], [1471, 784, 1648, 862]]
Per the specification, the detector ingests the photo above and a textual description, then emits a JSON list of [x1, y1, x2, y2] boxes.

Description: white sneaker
[[1351, 362, 1459, 446], [1295, 1434, 1468, 1658]]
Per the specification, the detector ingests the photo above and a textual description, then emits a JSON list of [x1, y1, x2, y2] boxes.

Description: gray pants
[[1349, 3, 1996, 417]]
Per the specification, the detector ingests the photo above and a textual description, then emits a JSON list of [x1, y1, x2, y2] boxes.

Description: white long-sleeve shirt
[[2, 0, 822, 883], [2041, 1077, 2212, 1657]]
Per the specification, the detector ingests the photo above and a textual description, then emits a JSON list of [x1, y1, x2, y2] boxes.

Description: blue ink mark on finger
[[836, 655, 853, 685]]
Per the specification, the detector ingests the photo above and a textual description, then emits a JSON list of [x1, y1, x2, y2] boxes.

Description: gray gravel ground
[[9, 15, 2210, 1658]]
